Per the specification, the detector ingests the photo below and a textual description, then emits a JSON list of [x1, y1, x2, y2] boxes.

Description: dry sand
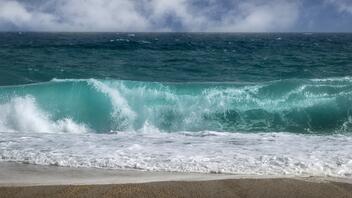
[[1, 162, 352, 198]]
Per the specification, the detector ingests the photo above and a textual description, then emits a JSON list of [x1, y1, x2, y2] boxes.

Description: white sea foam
[[0, 96, 91, 133], [88, 79, 136, 131], [1, 131, 352, 178]]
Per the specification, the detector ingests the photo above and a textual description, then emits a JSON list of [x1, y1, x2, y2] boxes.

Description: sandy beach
[[1, 162, 352, 198]]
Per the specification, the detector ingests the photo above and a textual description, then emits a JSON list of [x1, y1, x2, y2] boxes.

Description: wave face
[[1, 77, 352, 134]]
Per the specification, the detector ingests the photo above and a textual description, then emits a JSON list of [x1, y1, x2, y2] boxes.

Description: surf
[[0, 77, 352, 134]]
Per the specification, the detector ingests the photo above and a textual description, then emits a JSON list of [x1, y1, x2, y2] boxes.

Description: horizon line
[[1, 31, 352, 34]]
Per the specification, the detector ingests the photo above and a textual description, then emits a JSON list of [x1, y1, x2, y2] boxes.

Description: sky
[[0, 0, 351, 32]]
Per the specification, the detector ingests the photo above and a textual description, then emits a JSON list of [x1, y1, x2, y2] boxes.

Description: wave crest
[[0, 96, 90, 133], [1, 77, 352, 133]]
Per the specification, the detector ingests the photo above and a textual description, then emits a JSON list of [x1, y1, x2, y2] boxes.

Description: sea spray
[[0, 77, 352, 133]]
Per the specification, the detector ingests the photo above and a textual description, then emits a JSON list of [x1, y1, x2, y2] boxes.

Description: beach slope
[[1, 162, 352, 198]]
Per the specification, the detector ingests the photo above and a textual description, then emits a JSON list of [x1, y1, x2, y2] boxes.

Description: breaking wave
[[1, 77, 352, 133]]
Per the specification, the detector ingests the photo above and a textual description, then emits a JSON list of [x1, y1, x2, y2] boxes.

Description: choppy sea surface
[[1, 33, 352, 177]]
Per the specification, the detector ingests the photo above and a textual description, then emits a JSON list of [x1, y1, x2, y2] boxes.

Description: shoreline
[[1, 162, 352, 198], [0, 162, 253, 186], [2, 162, 352, 186]]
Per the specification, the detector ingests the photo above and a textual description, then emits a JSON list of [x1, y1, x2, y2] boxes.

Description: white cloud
[[0, 0, 300, 32], [0, 1, 31, 26]]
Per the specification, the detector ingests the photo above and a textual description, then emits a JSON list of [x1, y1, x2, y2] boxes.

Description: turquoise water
[[1, 33, 352, 176], [1, 78, 352, 133]]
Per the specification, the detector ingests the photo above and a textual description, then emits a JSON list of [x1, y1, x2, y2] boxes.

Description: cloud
[[0, 1, 32, 27], [0, 1, 62, 30], [0, 0, 150, 31], [1, 0, 300, 32], [325, 0, 352, 14], [210, 1, 299, 32]]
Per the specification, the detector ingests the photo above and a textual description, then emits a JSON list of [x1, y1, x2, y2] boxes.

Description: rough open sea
[[1, 32, 352, 177]]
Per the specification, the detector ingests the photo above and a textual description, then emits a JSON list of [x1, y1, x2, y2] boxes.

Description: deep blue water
[[1, 33, 352, 85]]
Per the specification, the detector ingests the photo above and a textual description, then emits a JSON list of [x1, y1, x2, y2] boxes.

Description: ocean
[[1, 32, 352, 177]]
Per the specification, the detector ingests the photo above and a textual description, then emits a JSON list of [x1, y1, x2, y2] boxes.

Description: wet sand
[[1, 162, 352, 198]]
